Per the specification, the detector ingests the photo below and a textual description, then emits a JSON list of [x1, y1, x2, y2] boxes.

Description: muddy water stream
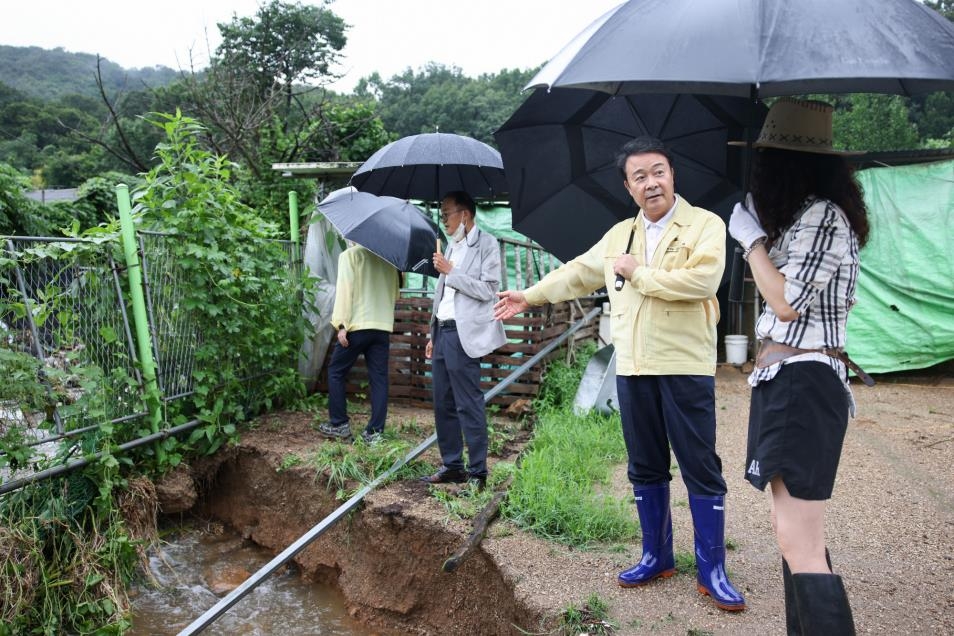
[[129, 525, 364, 635]]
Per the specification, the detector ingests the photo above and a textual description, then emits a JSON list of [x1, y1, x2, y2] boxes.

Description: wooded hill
[[0, 45, 178, 100]]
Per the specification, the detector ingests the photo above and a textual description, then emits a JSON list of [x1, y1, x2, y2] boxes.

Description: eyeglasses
[[440, 208, 463, 222]]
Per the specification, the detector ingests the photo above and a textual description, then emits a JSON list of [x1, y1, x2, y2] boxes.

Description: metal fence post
[[288, 190, 300, 253], [116, 185, 164, 456]]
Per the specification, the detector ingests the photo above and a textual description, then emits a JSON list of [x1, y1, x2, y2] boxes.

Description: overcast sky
[[1, 0, 624, 93]]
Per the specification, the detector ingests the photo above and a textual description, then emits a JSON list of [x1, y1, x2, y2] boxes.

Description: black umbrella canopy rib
[[495, 89, 766, 262]]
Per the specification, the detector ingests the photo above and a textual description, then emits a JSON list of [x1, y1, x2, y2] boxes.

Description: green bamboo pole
[[288, 190, 300, 254], [116, 185, 164, 458]]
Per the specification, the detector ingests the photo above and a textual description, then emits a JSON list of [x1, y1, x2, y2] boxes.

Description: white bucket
[[724, 335, 749, 365]]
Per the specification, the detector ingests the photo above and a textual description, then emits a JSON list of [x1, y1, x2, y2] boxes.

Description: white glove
[[729, 194, 767, 250]]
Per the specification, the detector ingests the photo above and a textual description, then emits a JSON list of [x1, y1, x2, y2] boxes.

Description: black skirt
[[744, 361, 849, 500]]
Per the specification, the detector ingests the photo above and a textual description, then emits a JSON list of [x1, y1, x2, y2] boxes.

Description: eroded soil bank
[[180, 411, 544, 635]]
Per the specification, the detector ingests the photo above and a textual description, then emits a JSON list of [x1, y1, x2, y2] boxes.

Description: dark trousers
[[616, 374, 726, 496], [327, 329, 390, 433], [432, 325, 488, 477]]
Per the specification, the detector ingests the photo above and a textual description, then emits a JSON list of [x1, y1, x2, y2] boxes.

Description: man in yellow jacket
[[494, 136, 745, 612], [318, 244, 400, 444]]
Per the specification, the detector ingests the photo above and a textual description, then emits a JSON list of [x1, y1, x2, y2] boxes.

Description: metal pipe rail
[[0, 419, 203, 496], [177, 304, 602, 635]]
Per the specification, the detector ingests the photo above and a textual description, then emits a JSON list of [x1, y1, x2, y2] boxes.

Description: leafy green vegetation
[[0, 465, 144, 634], [133, 111, 309, 461], [0, 111, 313, 633]]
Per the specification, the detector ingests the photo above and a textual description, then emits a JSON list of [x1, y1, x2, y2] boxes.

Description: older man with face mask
[[494, 136, 744, 612], [421, 190, 507, 491]]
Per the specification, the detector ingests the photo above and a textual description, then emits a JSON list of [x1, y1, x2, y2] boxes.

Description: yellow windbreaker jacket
[[523, 197, 725, 376]]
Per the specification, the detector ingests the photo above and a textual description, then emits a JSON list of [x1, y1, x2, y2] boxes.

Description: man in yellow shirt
[[494, 137, 745, 611], [318, 244, 400, 443]]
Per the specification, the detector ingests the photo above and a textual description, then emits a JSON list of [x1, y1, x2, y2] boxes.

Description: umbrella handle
[[614, 227, 637, 291]]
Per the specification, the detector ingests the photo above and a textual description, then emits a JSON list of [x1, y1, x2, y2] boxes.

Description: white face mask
[[450, 222, 467, 243]]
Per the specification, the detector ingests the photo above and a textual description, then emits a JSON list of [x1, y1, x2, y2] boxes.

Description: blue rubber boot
[[618, 483, 676, 587], [689, 494, 746, 611]]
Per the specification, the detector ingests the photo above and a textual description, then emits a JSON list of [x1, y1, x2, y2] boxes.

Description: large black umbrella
[[494, 89, 767, 262], [350, 132, 508, 201], [530, 0, 954, 97], [317, 187, 443, 277]]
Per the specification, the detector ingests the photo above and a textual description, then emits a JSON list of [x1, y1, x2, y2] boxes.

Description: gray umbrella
[[350, 132, 508, 201], [317, 187, 444, 278], [530, 0, 954, 97], [494, 89, 766, 262]]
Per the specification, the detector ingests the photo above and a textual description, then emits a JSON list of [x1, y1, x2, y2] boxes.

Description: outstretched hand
[[494, 290, 530, 321]]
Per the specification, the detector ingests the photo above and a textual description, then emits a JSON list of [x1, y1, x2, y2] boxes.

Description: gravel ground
[[447, 365, 954, 635]]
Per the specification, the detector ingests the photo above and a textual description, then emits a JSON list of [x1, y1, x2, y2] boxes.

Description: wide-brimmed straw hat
[[730, 98, 862, 156]]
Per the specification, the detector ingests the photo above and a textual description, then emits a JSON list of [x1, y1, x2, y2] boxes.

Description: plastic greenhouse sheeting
[[848, 159, 954, 373]]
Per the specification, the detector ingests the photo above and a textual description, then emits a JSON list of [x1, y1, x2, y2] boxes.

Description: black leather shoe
[[419, 467, 467, 484]]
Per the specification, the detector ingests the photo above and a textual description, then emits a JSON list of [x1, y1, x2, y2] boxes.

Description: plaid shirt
[[748, 198, 861, 408]]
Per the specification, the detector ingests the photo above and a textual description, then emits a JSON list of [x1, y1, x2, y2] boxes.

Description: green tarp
[[849, 160, 954, 373]]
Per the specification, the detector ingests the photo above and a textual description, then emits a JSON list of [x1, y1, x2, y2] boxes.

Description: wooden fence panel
[[312, 295, 601, 409]]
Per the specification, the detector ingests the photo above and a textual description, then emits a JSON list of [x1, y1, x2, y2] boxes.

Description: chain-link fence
[[1, 232, 301, 489]]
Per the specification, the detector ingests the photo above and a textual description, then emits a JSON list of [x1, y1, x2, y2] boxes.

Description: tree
[[214, 0, 346, 118], [925, 0, 954, 21], [358, 63, 537, 145], [0, 162, 53, 235], [234, 99, 391, 215], [831, 94, 919, 151]]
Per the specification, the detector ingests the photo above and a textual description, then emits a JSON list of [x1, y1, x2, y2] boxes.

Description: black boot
[[782, 559, 800, 635], [792, 573, 856, 635], [784, 549, 836, 634]]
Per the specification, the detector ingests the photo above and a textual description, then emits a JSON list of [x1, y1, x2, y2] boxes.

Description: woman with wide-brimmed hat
[[728, 98, 871, 635]]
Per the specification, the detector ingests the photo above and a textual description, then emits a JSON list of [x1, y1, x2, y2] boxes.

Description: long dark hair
[[749, 148, 870, 248]]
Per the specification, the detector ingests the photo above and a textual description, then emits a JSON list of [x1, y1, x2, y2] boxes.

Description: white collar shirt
[[642, 196, 678, 264], [436, 223, 477, 321]]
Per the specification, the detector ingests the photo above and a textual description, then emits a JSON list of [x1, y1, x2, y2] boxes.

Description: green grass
[[675, 550, 697, 575], [0, 473, 139, 634], [502, 407, 636, 545], [277, 453, 303, 472], [310, 433, 431, 499], [499, 343, 637, 546], [558, 592, 617, 635], [430, 482, 492, 519], [428, 460, 517, 520]]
